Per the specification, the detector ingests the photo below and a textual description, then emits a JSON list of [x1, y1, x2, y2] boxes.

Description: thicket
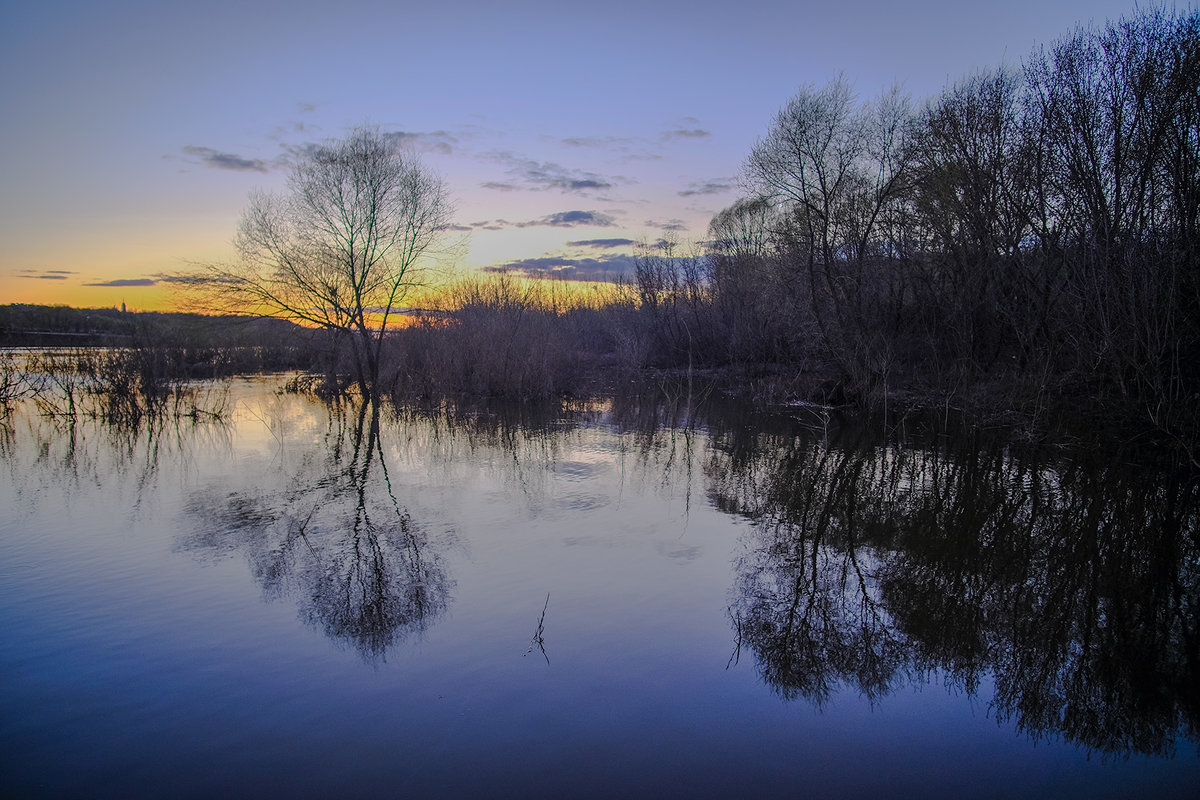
[[383, 275, 620, 400], [613, 7, 1200, 447]]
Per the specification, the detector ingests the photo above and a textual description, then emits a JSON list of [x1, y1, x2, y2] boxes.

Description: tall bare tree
[[1025, 8, 1200, 423], [744, 76, 914, 399], [203, 126, 454, 396]]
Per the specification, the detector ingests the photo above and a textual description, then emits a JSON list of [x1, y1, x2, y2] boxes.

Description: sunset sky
[[1, 0, 1142, 311]]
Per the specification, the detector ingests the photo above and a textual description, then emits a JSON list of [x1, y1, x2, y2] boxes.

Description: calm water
[[1, 376, 1197, 798]]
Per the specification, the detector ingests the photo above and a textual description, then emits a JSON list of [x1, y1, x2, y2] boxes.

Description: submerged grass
[[6, 347, 231, 425]]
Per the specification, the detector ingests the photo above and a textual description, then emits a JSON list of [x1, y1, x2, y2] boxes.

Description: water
[[1, 376, 1197, 798]]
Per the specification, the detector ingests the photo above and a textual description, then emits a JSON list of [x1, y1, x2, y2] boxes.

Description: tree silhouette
[[197, 127, 454, 397]]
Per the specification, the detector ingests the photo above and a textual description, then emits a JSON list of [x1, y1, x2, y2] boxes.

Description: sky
[[0, 0, 1154, 310]]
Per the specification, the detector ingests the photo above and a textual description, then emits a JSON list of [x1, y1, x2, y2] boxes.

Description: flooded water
[[2, 376, 1197, 798]]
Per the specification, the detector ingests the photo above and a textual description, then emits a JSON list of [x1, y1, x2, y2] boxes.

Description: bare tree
[[908, 67, 1041, 376], [1024, 8, 1200, 424], [201, 126, 454, 396], [744, 76, 915, 400]]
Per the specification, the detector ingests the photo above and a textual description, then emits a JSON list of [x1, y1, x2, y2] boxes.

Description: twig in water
[[524, 592, 550, 664]]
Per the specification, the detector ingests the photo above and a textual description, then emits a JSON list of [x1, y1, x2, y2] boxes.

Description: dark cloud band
[[181, 145, 269, 173], [566, 238, 636, 249], [82, 278, 157, 287], [484, 254, 636, 282], [466, 210, 617, 231]]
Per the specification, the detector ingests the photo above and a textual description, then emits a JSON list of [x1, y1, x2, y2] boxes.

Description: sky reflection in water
[[1, 377, 1197, 798]]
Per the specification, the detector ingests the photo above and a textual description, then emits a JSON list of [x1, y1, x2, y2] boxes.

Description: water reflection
[[3, 379, 1197, 763], [2, 405, 232, 517], [713, 422, 1199, 757], [182, 401, 452, 662]]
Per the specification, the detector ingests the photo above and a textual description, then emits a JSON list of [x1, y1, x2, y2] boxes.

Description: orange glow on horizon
[[2, 271, 627, 321], [0, 279, 180, 313]]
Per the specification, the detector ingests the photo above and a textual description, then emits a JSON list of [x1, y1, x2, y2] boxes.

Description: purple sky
[[0, 0, 1148, 308]]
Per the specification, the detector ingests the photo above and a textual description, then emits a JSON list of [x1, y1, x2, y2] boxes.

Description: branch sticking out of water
[[525, 592, 550, 665]]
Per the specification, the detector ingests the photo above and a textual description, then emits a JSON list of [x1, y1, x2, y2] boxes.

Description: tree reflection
[[183, 400, 452, 661], [716, 424, 1199, 757], [723, 435, 907, 706]]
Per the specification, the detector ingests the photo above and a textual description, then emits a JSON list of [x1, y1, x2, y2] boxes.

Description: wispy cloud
[[561, 135, 636, 149], [644, 218, 690, 232], [566, 238, 636, 249], [677, 177, 736, 197], [465, 210, 618, 231], [557, 134, 664, 163], [82, 278, 157, 287], [180, 145, 270, 173], [156, 273, 244, 286], [19, 269, 75, 280], [481, 151, 617, 193], [661, 128, 711, 141], [530, 210, 616, 227], [383, 129, 458, 155], [464, 219, 511, 231], [484, 254, 636, 282]]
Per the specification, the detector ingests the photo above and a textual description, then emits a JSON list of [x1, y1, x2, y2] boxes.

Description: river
[[1, 375, 1197, 798]]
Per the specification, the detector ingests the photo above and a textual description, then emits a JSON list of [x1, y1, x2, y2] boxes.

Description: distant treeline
[[0, 303, 314, 378], [0, 303, 303, 349], [0, 304, 140, 344]]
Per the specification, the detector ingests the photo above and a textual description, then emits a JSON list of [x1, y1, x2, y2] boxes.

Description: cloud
[[484, 254, 637, 282], [561, 136, 632, 148], [558, 136, 664, 163], [566, 238, 636, 249], [82, 278, 157, 287], [532, 210, 616, 227], [644, 218, 690, 232], [465, 210, 617, 231], [383, 130, 457, 155], [19, 269, 75, 280], [464, 218, 512, 231], [156, 273, 245, 286], [661, 128, 712, 141], [482, 151, 616, 193], [678, 178, 736, 197], [181, 145, 270, 173], [560, 178, 611, 191]]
